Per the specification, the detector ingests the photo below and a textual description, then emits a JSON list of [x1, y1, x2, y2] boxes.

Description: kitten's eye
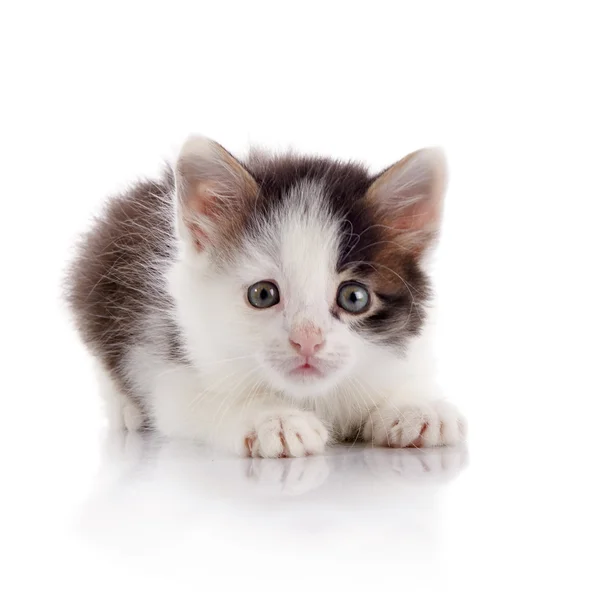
[[337, 282, 370, 314], [247, 281, 280, 309]]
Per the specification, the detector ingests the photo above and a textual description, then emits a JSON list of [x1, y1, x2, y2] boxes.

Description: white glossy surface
[[4, 408, 598, 599]]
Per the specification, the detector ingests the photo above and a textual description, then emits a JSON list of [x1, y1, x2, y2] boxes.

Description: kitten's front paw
[[244, 410, 328, 458], [363, 401, 466, 448]]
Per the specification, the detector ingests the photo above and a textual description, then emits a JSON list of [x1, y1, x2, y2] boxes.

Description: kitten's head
[[171, 136, 446, 397]]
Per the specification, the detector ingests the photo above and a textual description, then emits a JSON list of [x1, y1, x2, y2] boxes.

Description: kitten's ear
[[367, 148, 447, 256], [175, 135, 258, 251]]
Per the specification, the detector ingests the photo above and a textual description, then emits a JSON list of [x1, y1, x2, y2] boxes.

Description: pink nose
[[289, 325, 324, 357]]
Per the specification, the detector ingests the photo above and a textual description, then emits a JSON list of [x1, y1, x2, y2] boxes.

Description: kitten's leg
[[362, 398, 466, 448], [138, 357, 329, 457], [94, 361, 144, 432]]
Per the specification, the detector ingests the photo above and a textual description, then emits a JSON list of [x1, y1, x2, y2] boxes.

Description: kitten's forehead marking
[[270, 179, 340, 324]]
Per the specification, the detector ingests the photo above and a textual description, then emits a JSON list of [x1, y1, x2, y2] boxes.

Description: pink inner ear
[[188, 223, 209, 251], [190, 182, 219, 218], [393, 198, 441, 232], [395, 214, 422, 231], [182, 182, 221, 250]]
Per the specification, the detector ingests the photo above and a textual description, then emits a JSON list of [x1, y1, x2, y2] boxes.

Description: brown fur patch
[[64, 170, 186, 408]]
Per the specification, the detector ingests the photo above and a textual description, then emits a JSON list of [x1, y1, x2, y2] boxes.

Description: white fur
[[96, 141, 465, 457], [95, 361, 143, 432]]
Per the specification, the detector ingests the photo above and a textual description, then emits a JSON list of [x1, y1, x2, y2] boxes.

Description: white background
[[1, 1, 599, 598]]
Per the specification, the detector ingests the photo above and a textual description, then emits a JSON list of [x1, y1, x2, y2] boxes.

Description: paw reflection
[[363, 445, 468, 482], [246, 455, 330, 496]]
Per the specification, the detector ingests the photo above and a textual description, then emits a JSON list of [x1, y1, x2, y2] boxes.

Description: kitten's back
[[65, 171, 177, 384]]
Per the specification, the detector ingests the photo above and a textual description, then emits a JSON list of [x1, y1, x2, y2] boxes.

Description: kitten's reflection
[[79, 431, 469, 555], [92, 430, 467, 499], [79, 431, 469, 563]]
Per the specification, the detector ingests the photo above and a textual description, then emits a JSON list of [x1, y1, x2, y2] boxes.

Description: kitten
[[66, 136, 466, 457]]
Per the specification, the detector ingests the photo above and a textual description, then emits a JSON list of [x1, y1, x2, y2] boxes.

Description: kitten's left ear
[[367, 148, 447, 256], [174, 135, 259, 252]]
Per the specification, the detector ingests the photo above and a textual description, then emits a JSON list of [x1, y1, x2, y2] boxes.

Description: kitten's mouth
[[289, 361, 323, 378], [268, 354, 343, 385]]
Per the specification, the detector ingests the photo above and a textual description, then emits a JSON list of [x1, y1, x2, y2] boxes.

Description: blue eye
[[247, 281, 280, 309], [337, 282, 370, 314]]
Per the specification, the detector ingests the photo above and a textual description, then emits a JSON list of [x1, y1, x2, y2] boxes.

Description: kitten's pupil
[[260, 289, 268, 300]]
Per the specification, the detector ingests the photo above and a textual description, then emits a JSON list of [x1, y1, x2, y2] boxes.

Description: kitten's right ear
[[175, 135, 258, 251], [367, 147, 447, 258]]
